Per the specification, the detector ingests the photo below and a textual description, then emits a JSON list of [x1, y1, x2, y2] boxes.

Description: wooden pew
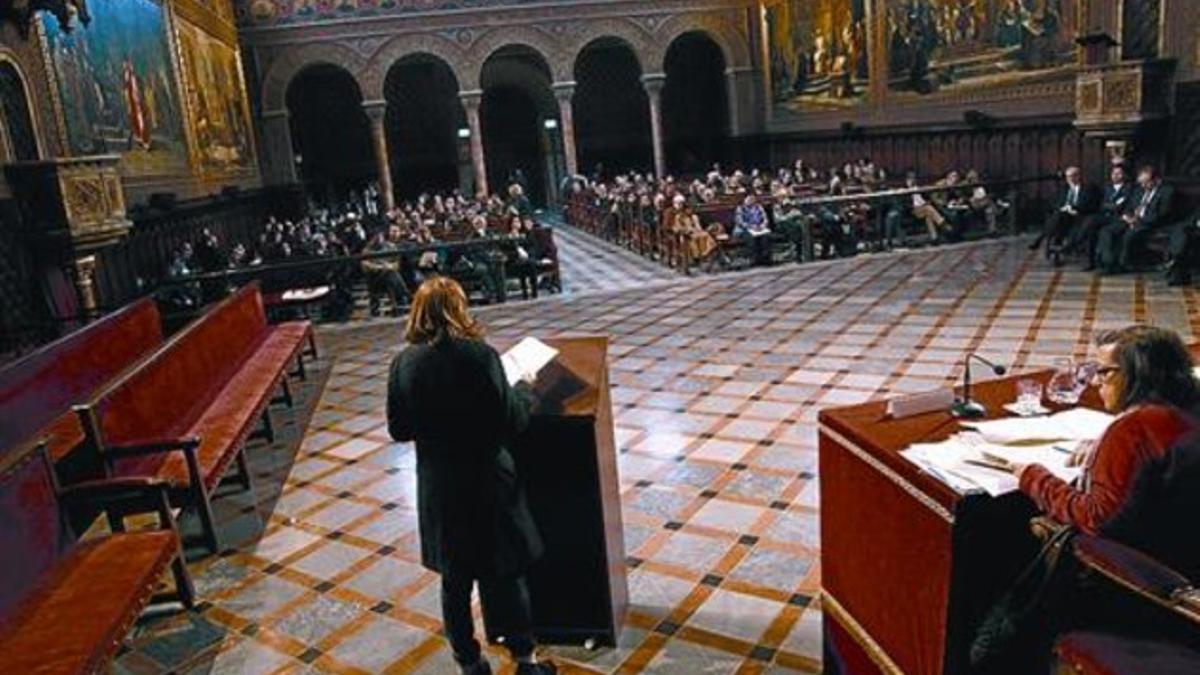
[[0, 440, 193, 674], [73, 283, 315, 553], [0, 298, 164, 470]]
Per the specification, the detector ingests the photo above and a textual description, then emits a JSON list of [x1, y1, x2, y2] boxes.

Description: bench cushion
[[1055, 631, 1200, 675], [0, 531, 177, 675]]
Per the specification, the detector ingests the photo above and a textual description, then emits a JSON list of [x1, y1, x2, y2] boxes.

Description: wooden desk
[[818, 370, 1075, 674], [489, 336, 628, 647]]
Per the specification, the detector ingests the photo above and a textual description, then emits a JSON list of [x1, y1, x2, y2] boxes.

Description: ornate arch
[[360, 32, 470, 101], [260, 42, 368, 112], [562, 18, 654, 78], [0, 48, 44, 159], [646, 12, 752, 74], [464, 26, 570, 89]]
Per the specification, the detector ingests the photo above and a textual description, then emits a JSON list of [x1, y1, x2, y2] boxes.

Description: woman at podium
[[387, 276, 555, 675], [1011, 325, 1200, 535]]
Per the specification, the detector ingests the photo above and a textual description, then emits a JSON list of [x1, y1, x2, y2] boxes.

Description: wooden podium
[[487, 336, 628, 647]]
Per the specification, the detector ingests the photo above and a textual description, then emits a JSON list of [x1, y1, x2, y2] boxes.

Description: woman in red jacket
[[1011, 325, 1199, 534]]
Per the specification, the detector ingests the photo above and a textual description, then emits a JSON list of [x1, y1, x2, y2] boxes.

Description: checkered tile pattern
[[112, 237, 1200, 674], [548, 220, 680, 295]]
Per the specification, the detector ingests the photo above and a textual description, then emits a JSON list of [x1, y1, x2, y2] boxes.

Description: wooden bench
[[0, 440, 193, 674], [73, 283, 315, 553], [0, 298, 164, 472]]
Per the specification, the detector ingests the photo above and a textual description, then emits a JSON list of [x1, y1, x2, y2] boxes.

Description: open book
[[501, 337, 559, 386]]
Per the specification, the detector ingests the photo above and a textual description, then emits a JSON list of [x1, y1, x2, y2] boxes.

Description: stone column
[[642, 73, 667, 179], [460, 90, 489, 198], [362, 100, 395, 213], [260, 109, 297, 185], [552, 81, 579, 178]]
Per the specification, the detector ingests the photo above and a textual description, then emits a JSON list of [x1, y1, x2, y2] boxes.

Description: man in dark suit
[[1029, 166, 1097, 264], [1098, 166, 1174, 274], [1164, 208, 1200, 286], [1072, 165, 1133, 271]]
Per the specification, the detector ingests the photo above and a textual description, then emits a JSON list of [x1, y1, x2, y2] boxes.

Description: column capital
[[641, 73, 667, 95], [362, 99, 387, 122], [552, 81, 577, 101], [459, 89, 484, 109]]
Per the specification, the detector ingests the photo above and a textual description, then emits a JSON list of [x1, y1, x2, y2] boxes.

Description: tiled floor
[[114, 236, 1200, 674]]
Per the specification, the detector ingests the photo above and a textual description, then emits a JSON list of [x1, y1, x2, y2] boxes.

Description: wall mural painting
[[769, 0, 869, 112], [42, 0, 188, 175], [177, 18, 255, 173], [236, 0, 588, 27], [887, 0, 1077, 97]]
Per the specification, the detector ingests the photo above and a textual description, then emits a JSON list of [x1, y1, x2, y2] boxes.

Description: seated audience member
[[1097, 166, 1174, 274], [665, 194, 717, 267], [1010, 325, 1199, 535], [772, 192, 811, 262], [931, 170, 970, 241], [734, 194, 772, 266], [902, 171, 949, 243], [1165, 207, 1200, 286], [964, 169, 1002, 237], [1073, 165, 1133, 271], [1030, 166, 1096, 261], [362, 225, 410, 317]]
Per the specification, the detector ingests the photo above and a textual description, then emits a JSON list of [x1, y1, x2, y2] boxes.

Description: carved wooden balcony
[[1074, 59, 1176, 136], [4, 156, 131, 260]]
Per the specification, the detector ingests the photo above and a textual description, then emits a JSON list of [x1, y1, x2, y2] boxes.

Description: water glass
[[1016, 379, 1043, 411], [1047, 357, 1084, 405]]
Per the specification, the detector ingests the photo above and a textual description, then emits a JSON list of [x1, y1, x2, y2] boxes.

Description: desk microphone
[[951, 352, 1007, 418]]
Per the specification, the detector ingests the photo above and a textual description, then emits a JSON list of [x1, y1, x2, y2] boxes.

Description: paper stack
[[501, 337, 559, 386], [901, 408, 1113, 497]]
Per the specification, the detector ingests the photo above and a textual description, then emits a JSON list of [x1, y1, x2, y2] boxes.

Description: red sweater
[[1019, 404, 1194, 534]]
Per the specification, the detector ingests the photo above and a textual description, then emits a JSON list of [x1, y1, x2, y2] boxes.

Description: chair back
[[1101, 431, 1200, 582]]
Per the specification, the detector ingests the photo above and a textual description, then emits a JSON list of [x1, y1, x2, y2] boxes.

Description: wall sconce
[[543, 119, 559, 130], [457, 128, 471, 139]]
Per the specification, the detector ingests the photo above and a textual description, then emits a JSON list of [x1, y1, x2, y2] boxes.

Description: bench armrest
[[1073, 534, 1200, 625], [59, 476, 178, 532], [102, 437, 201, 460]]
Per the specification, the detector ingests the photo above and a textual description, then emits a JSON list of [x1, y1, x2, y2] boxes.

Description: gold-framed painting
[[41, 0, 190, 176], [175, 16, 256, 174], [768, 0, 870, 112], [886, 0, 1078, 98]]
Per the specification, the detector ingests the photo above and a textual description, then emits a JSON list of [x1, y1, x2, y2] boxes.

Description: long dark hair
[[1095, 326, 1200, 411]]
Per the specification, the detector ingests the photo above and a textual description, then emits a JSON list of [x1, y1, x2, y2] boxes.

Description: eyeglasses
[[1089, 363, 1121, 383]]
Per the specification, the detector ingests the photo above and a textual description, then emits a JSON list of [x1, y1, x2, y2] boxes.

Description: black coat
[[387, 337, 544, 577]]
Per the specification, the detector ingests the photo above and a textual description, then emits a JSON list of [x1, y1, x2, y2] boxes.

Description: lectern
[[486, 336, 628, 647]]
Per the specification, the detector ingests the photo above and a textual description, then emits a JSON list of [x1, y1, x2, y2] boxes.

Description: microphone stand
[[952, 353, 1007, 418]]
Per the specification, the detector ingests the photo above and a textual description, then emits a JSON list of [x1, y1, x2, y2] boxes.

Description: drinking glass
[[1047, 357, 1084, 405], [1016, 379, 1043, 412]]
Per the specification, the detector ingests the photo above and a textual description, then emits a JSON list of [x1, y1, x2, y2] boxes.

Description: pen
[[1052, 444, 1074, 455]]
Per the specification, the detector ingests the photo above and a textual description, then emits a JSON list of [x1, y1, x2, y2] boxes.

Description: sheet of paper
[[902, 432, 1086, 497], [501, 337, 559, 386], [962, 408, 1114, 444]]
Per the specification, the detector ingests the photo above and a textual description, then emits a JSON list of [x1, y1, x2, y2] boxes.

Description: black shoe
[[460, 659, 493, 675], [1027, 237, 1042, 251], [516, 661, 557, 675], [1082, 262, 1096, 272]]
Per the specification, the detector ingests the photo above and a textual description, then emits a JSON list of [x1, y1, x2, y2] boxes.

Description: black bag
[[969, 525, 1078, 673]]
